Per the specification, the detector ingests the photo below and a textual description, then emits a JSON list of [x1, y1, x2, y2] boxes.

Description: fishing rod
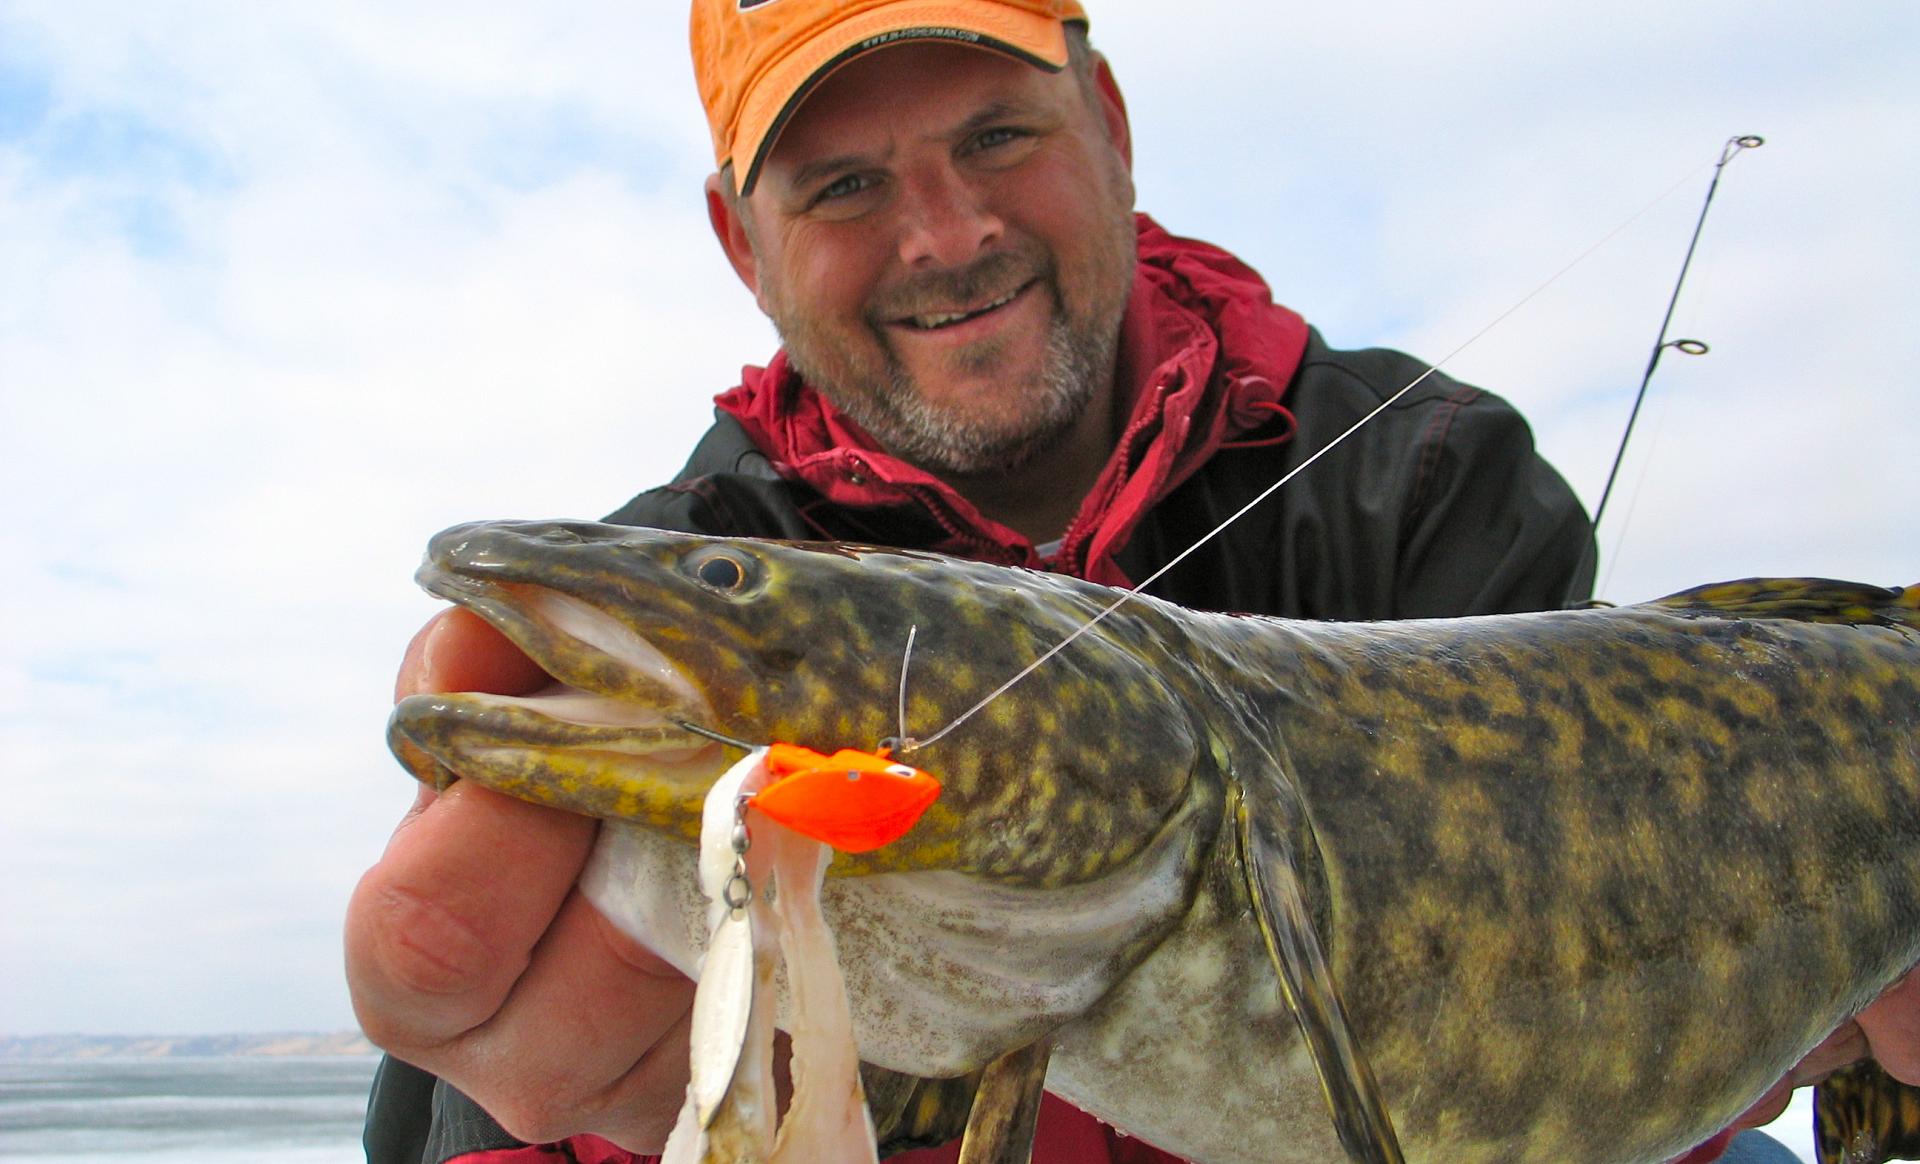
[[1565, 133, 1765, 608]]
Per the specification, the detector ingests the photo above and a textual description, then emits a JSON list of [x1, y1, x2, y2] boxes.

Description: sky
[[0, 1, 1914, 1145]]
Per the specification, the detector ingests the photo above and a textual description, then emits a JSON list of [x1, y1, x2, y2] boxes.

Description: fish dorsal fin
[[1653, 578, 1920, 629], [1235, 779, 1407, 1164], [1815, 1059, 1920, 1164]]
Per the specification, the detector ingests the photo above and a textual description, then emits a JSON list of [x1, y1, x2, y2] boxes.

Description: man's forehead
[[764, 42, 1064, 171]]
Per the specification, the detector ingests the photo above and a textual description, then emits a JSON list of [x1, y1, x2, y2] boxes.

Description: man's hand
[[345, 608, 697, 1149], [1857, 968, 1920, 1083]]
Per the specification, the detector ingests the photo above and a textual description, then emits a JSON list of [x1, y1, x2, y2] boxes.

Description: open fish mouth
[[387, 560, 727, 827]]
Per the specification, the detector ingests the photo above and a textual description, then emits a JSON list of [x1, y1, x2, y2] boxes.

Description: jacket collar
[[714, 214, 1309, 584]]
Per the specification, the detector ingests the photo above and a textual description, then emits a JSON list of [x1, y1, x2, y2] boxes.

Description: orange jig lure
[[751, 743, 941, 853]]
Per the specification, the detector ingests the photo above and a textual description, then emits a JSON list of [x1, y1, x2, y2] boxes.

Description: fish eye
[[688, 549, 754, 594]]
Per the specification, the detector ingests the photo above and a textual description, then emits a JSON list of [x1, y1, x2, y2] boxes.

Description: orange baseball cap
[[693, 0, 1090, 197]]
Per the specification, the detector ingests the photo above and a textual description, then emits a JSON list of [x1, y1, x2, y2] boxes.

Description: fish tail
[[1815, 1060, 1920, 1164], [1654, 578, 1920, 629]]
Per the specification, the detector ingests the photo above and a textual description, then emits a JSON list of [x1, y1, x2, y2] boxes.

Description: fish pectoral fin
[[956, 1038, 1053, 1164], [1815, 1059, 1920, 1164], [862, 1040, 1051, 1164], [864, 1064, 985, 1155], [1235, 780, 1407, 1164]]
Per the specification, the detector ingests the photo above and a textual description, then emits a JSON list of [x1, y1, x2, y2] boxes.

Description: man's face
[[723, 41, 1137, 477]]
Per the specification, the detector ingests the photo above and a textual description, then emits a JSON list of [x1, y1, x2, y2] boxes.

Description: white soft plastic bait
[[662, 748, 879, 1164]]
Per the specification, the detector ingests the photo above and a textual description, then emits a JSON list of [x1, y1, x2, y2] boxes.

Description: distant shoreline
[[0, 1031, 378, 1059]]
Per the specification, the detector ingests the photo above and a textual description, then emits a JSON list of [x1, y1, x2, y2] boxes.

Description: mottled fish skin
[[1172, 582, 1920, 1162], [389, 520, 1920, 1164]]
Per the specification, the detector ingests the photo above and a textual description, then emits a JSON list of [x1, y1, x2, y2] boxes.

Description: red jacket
[[517, 1092, 1185, 1163]]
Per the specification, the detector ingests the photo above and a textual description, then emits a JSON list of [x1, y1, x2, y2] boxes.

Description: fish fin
[[1815, 1059, 1920, 1164], [955, 1038, 1052, 1164], [1235, 781, 1407, 1164], [863, 1064, 984, 1155], [1653, 578, 1920, 629]]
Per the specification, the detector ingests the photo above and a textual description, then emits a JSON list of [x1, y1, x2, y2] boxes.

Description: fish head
[[389, 519, 1220, 886]]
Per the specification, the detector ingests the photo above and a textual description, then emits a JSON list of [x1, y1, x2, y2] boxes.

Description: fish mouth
[[387, 562, 728, 824]]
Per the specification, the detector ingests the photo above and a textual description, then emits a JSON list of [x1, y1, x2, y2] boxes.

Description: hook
[[678, 720, 756, 751]]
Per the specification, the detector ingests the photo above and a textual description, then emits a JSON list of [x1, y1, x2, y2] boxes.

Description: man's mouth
[[897, 281, 1033, 330]]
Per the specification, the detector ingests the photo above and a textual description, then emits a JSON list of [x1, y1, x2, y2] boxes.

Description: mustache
[[868, 250, 1046, 320]]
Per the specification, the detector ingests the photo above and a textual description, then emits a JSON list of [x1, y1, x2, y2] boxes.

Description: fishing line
[[1564, 133, 1763, 607], [1596, 391, 1672, 600], [898, 150, 1720, 756], [894, 624, 917, 746]]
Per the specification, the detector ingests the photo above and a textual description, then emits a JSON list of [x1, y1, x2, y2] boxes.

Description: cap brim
[[729, 1, 1070, 197]]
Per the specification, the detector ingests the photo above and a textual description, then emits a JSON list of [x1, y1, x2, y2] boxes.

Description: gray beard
[[773, 214, 1136, 478], [836, 311, 1108, 477]]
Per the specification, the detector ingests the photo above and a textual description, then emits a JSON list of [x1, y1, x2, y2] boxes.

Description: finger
[[1789, 1020, 1870, 1087], [1714, 1020, 1873, 1148], [397, 607, 550, 700], [1728, 1076, 1794, 1132], [430, 888, 699, 1149], [1860, 967, 1920, 1084], [346, 781, 596, 1051]]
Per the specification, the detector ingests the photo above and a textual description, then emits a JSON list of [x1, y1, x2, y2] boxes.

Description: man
[[347, 3, 1918, 1162]]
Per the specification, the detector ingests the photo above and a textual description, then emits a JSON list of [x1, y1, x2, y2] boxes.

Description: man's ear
[[1088, 51, 1133, 173], [706, 172, 762, 301]]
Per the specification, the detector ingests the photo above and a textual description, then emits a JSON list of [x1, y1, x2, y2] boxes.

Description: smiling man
[[711, 30, 1138, 544], [347, 3, 1903, 1163]]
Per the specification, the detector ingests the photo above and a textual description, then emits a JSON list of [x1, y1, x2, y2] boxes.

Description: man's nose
[[894, 164, 1003, 269]]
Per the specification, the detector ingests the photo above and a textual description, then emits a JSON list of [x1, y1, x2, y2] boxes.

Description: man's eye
[[816, 173, 870, 203], [973, 127, 1022, 151]]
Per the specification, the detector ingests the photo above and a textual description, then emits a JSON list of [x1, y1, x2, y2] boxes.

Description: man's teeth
[[907, 286, 1020, 329]]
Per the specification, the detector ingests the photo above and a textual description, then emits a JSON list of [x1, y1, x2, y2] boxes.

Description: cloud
[[1, 0, 1914, 1051]]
